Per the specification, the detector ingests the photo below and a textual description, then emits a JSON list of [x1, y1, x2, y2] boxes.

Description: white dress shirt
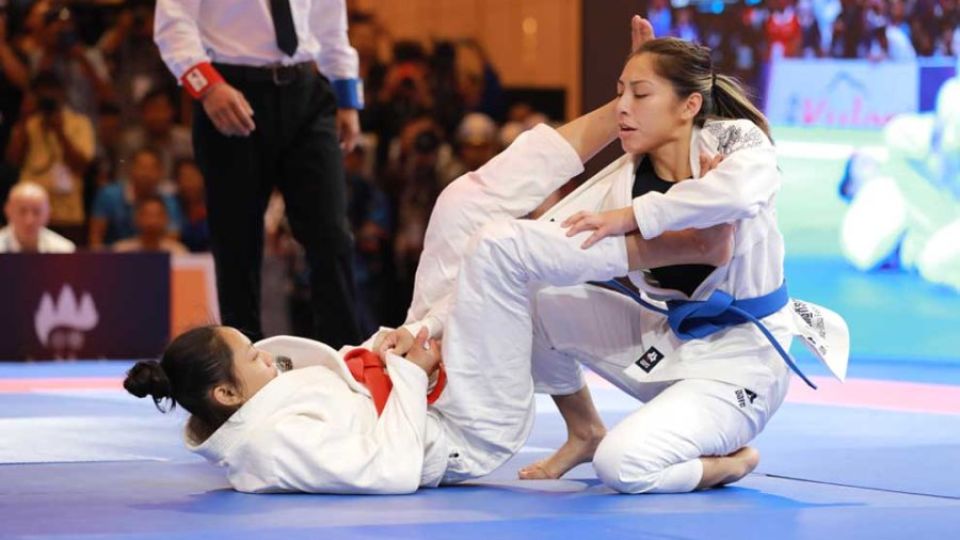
[[154, 0, 359, 80], [0, 226, 76, 253]]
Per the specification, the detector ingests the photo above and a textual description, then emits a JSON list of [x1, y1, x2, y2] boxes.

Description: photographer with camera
[[98, 1, 173, 124], [5, 70, 95, 245], [28, 3, 113, 121]]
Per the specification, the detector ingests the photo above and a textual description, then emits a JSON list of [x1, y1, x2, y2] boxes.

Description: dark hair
[[98, 102, 122, 117], [124, 326, 239, 441], [139, 88, 174, 110], [630, 38, 771, 140], [131, 146, 162, 165], [134, 193, 167, 214], [173, 157, 199, 178], [30, 71, 64, 93]]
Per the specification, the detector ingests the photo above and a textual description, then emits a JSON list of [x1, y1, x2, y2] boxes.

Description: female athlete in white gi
[[126, 17, 845, 495], [385, 17, 847, 494], [122, 68, 733, 493], [493, 20, 850, 493]]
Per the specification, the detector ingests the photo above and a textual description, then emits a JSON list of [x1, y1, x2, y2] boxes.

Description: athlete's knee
[[592, 433, 662, 494], [468, 220, 522, 262]]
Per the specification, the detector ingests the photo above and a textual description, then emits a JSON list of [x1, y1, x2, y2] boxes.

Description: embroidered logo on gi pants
[[635, 346, 664, 373], [736, 389, 758, 408]]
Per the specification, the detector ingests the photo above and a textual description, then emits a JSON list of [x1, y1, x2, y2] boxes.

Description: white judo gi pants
[[408, 125, 632, 482], [412, 124, 789, 491], [532, 284, 792, 493]]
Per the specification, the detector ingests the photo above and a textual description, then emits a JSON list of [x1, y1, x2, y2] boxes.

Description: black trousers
[[193, 67, 361, 348]]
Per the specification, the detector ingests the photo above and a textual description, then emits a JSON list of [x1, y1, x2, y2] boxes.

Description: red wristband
[[181, 62, 225, 100]]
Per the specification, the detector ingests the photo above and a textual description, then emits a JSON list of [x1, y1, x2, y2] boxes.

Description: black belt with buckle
[[213, 61, 318, 86]]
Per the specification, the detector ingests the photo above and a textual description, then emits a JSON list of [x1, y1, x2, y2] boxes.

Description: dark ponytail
[[124, 360, 173, 410], [124, 326, 240, 441], [711, 73, 771, 141], [631, 38, 772, 141]]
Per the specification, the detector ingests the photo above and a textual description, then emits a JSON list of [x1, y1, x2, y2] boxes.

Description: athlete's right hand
[[403, 328, 442, 376], [202, 83, 255, 137], [630, 15, 655, 53], [374, 327, 416, 357]]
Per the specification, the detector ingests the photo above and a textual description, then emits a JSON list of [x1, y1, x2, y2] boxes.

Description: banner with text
[[765, 59, 919, 129]]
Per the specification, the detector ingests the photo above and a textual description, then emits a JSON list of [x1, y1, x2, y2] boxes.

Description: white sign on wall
[[765, 59, 919, 129]]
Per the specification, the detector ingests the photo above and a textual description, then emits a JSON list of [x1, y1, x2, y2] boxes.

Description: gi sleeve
[[404, 124, 584, 337], [243, 355, 430, 494], [633, 120, 780, 239], [310, 0, 363, 108]]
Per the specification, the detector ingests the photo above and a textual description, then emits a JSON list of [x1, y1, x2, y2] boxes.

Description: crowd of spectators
[[1, 0, 959, 334], [659, 0, 960, 87]]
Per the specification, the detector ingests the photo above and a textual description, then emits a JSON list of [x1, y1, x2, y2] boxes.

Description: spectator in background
[[348, 12, 389, 131], [441, 112, 499, 185], [455, 39, 504, 121], [5, 70, 93, 245], [0, 181, 74, 252], [934, 18, 959, 56], [13, 0, 51, 59], [832, 0, 867, 57], [174, 158, 209, 253], [0, 7, 30, 217], [97, 0, 174, 124], [26, 3, 113, 121], [430, 40, 466, 137], [382, 115, 447, 323], [112, 194, 187, 255], [371, 41, 434, 171], [88, 147, 182, 248], [344, 141, 391, 335], [89, 102, 122, 200], [798, 0, 824, 57], [889, 0, 912, 38], [647, 0, 673, 39], [671, 7, 700, 43], [766, 0, 803, 58], [119, 88, 192, 180], [0, 9, 29, 150], [873, 2, 917, 60]]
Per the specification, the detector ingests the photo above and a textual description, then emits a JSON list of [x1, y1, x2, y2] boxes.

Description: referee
[[155, 0, 363, 347]]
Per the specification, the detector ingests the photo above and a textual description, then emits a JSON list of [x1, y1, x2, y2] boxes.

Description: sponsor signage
[[765, 59, 919, 128], [0, 253, 170, 360]]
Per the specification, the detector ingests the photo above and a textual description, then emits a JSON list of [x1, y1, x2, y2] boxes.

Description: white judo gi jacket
[[543, 120, 812, 389], [407, 119, 810, 394], [185, 336, 450, 494], [538, 118, 798, 392]]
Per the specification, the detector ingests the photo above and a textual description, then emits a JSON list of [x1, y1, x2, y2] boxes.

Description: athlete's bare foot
[[697, 446, 760, 489], [518, 428, 606, 480]]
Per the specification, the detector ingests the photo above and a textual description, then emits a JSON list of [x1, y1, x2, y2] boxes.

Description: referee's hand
[[336, 108, 361, 152], [202, 83, 256, 137]]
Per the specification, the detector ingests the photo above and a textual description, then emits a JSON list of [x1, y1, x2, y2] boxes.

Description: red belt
[[344, 348, 447, 416]]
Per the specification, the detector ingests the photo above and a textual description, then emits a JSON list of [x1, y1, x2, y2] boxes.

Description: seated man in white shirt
[[113, 194, 188, 255], [0, 181, 75, 253]]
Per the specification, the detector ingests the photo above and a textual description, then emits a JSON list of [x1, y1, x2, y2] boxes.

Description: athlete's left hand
[[562, 207, 638, 249], [336, 108, 361, 152]]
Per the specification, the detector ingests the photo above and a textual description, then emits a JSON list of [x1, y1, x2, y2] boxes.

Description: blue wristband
[[332, 78, 364, 109]]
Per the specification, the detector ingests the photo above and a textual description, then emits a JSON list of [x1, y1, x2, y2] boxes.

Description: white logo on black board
[[635, 346, 664, 373], [34, 285, 99, 356]]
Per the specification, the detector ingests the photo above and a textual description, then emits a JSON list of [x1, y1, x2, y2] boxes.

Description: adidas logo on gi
[[635, 346, 664, 373], [735, 388, 758, 408]]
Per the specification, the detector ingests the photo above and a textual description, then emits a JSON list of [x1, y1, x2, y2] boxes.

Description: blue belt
[[602, 280, 815, 389]]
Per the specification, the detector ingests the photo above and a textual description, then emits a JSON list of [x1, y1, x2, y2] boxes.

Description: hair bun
[[124, 360, 173, 404]]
